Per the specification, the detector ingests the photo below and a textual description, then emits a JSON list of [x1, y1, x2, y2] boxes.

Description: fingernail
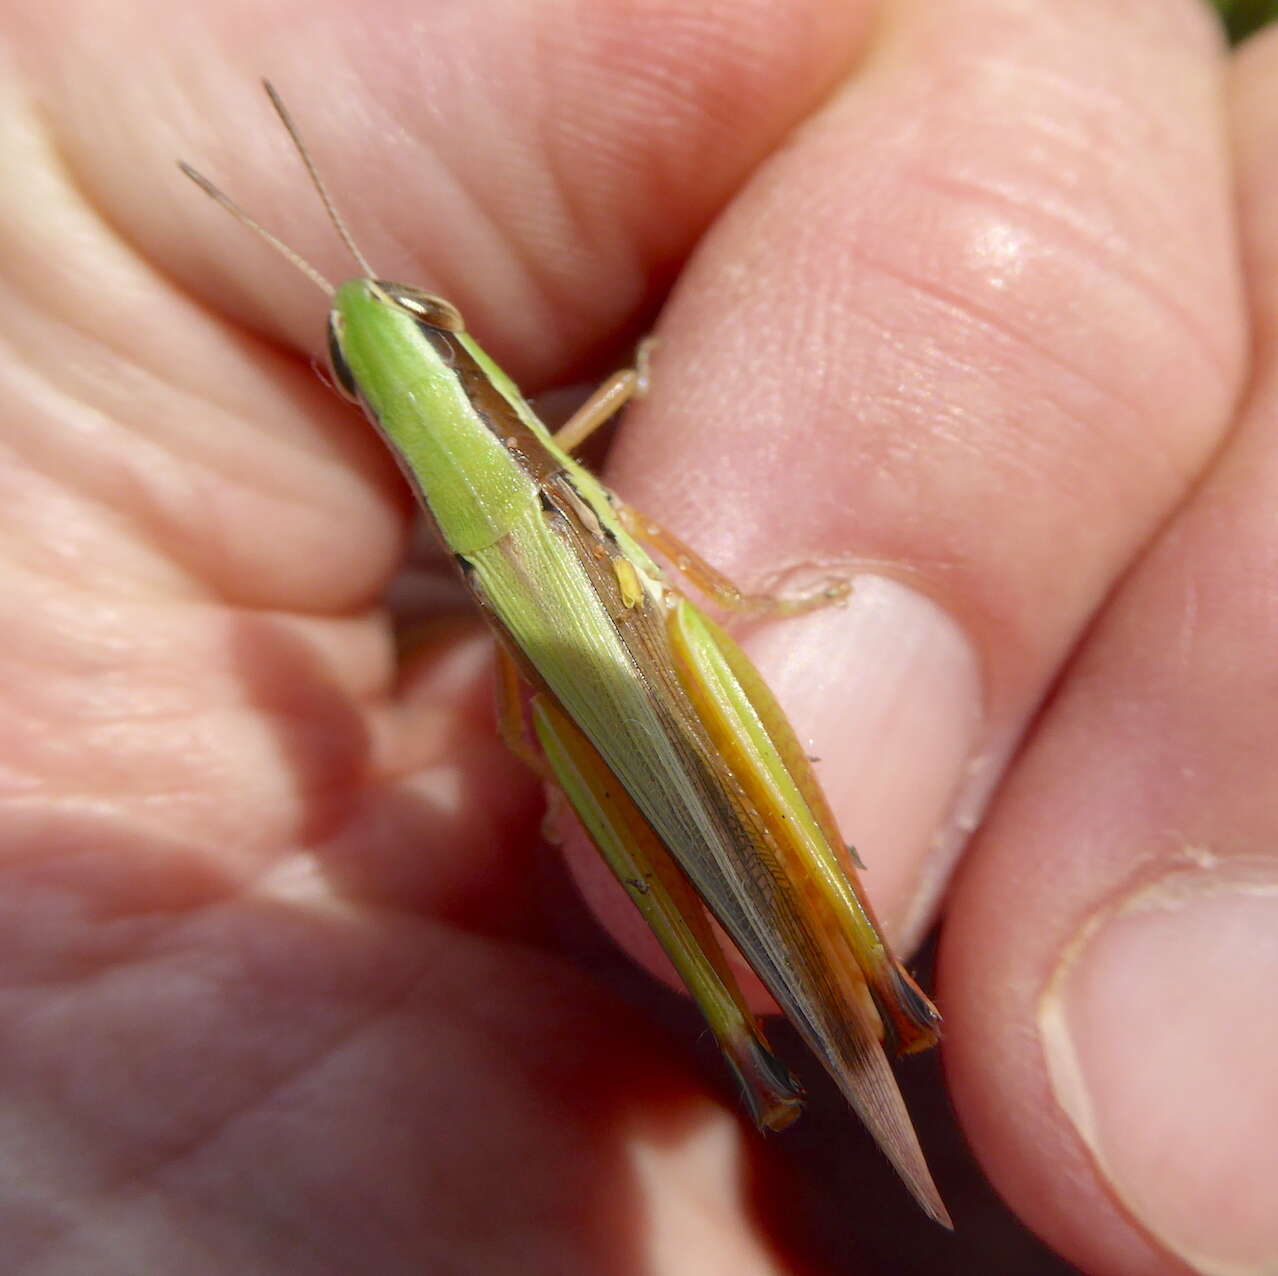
[[1040, 861, 1278, 1276], [742, 573, 983, 940]]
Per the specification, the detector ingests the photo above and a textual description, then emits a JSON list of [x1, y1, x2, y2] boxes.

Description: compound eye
[[377, 282, 465, 332], [326, 312, 360, 403]]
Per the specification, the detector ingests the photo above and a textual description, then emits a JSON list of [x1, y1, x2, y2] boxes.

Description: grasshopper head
[[326, 279, 465, 403]]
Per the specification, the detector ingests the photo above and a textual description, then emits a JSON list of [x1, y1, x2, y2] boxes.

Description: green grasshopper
[[181, 82, 949, 1226]]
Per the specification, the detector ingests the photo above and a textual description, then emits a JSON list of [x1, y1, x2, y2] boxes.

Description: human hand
[[2, 3, 1274, 1273]]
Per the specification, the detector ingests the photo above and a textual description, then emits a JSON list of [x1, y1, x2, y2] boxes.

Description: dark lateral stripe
[[417, 323, 563, 486]]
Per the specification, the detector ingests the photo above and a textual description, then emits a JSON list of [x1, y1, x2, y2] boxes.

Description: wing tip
[[907, 1168, 954, 1230]]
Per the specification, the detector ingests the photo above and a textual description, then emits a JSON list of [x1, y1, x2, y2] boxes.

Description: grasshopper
[[180, 82, 949, 1226]]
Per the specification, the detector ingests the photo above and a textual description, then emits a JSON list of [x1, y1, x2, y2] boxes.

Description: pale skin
[[3, 2, 1278, 1274]]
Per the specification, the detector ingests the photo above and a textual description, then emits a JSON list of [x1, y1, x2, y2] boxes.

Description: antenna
[[178, 81, 389, 298], [262, 80, 377, 279], [177, 160, 335, 296]]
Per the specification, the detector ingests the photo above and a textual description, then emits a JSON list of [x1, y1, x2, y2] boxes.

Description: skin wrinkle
[[0, 592, 388, 710], [0, 636, 381, 842], [0, 100, 205, 378], [784, 252, 1159, 561], [0, 232, 390, 612], [526, 75, 637, 349], [543, 131, 695, 363], [935, 44, 1207, 200], [903, 160, 1226, 375], [0, 348, 394, 612], [543, 2, 851, 257], [12, 721, 373, 828], [9, 949, 430, 1273], [402, 138, 561, 361], [912, 167, 1237, 392], [954, 56, 1151, 141], [0, 519, 195, 628], [3, 899, 229, 998], [831, 233, 1157, 472], [0, 362, 316, 595]]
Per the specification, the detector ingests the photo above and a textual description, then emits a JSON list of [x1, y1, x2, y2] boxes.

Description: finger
[[565, 0, 1240, 987], [942, 23, 1278, 1274]]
